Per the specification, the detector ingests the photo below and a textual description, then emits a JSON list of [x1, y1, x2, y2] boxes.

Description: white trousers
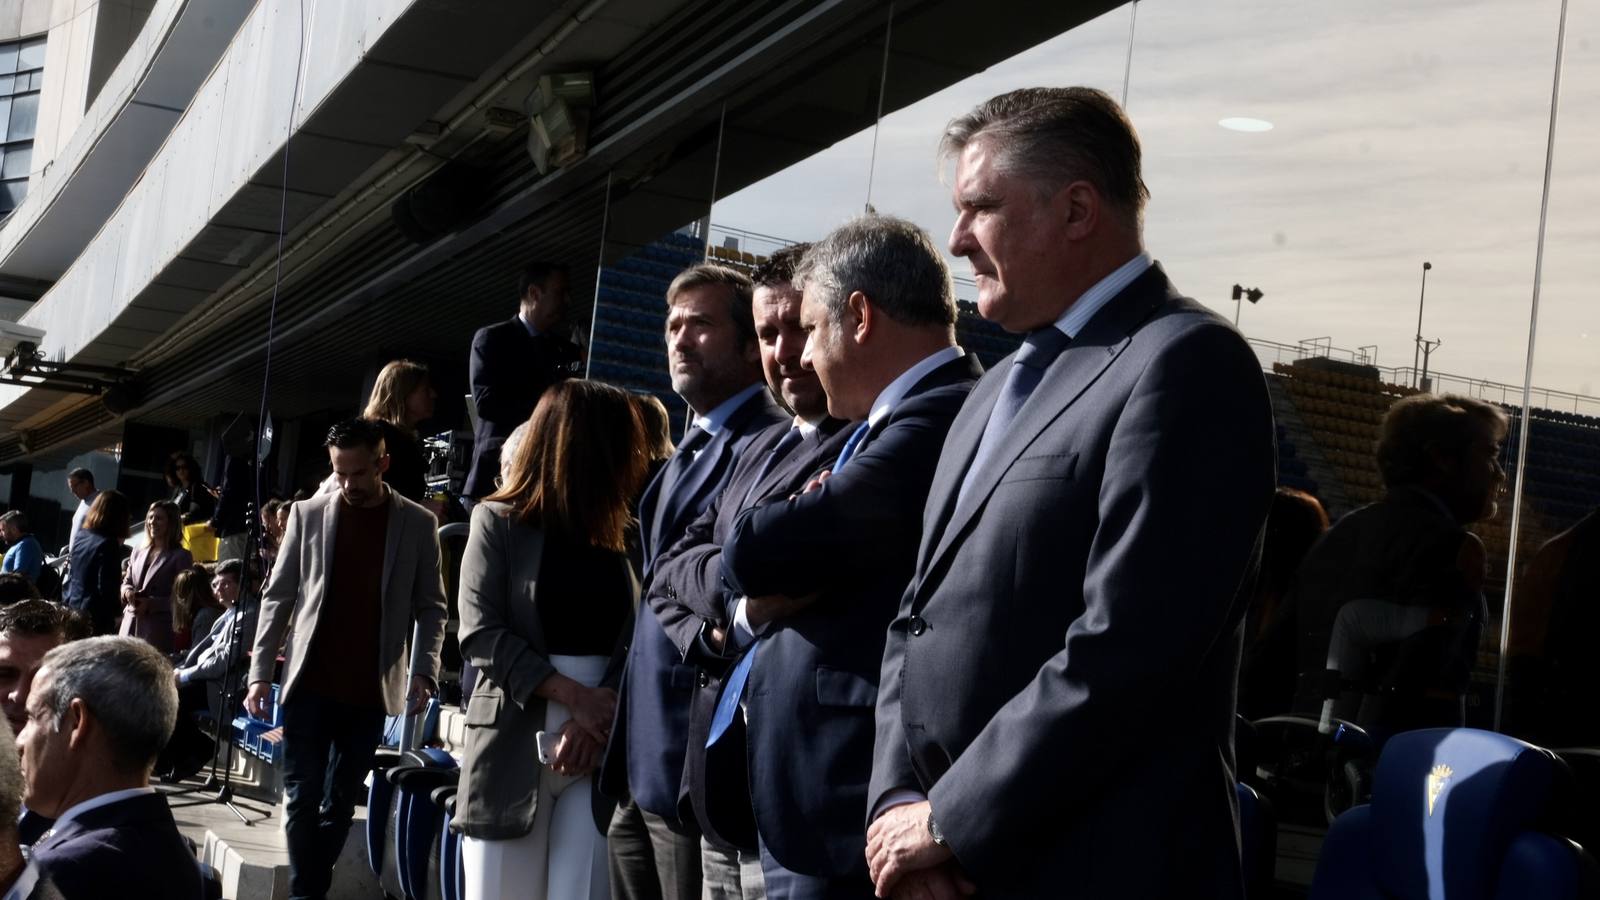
[[462, 654, 610, 900]]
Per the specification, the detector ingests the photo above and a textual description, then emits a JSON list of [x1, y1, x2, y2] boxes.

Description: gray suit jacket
[[871, 264, 1276, 898], [451, 501, 635, 839], [249, 487, 449, 715]]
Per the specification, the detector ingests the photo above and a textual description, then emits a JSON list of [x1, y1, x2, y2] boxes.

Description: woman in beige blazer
[[453, 380, 650, 900], [121, 499, 193, 651]]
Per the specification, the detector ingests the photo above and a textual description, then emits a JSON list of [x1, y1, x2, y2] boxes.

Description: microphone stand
[[165, 479, 273, 826]]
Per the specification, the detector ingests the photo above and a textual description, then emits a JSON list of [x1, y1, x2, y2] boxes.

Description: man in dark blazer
[[20, 637, 201, 900], [463, 261, 584, 499], [866, 88, 1276, 900], [603, 264, 786, 900], [647, 244, 854, 898], [709, 216, 982, 899]]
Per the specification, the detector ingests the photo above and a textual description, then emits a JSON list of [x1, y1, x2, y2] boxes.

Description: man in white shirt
[[17, 637, 200, 899], [62, 472, 95, 556]]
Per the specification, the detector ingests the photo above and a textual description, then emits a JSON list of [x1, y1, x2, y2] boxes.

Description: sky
[[712, 0, 1598, 404]]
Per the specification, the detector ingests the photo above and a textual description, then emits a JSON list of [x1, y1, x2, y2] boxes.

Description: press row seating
[[231, 684, 284, 764], [367, 701, 462, 900]]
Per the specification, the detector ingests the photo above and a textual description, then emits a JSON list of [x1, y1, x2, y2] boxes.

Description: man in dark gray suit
[[866, 88, 1276, 900], [603, 264, 786, 900]]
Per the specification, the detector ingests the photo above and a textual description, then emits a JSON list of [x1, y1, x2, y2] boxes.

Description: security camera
[[0, 320, 46, 359]]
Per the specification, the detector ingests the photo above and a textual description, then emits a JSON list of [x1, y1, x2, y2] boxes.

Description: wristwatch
[[927, 810, 948, 848]]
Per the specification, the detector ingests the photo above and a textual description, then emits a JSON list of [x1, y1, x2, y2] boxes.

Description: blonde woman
[[363, 359, 438, 507], [121, 499, 194, 652]]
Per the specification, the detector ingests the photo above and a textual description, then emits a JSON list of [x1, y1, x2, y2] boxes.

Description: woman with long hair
[[167, 453, 216, 525], [64, 490, 133, 635], [171, 563, 224, 654], [363, 359, 438, 508], [453, 380, 650, 900], [121, 499, 194, 652]]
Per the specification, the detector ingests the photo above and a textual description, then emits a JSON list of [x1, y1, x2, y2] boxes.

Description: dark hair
[[0, 574, 38, 606], [262, 498, 283, 517], [172, 564, 219, 629], [666, 264, 756, 348], [487, 380, 650, 553], [1261, 488, 1329, 597], [68, 468, 94, 487], [215, 558, 245, 582], [324, 418, 387, 455], [1376, 394, 1510, 489], [83, 490, 132, 540], [632, 393, 675, 461], [794, 215, 957, 329], [165, 452, 203, 486], [517, 262, 568, 300], [751, 243, 813, 289], [0, 510, 28, 534], [0, 598, 89, 642], [940, 86, 1149, 227], [145, 500, 185, 551]]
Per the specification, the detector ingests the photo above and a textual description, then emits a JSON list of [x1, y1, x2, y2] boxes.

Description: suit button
[[909, 615, 927, 636], [697, 670, 709, 688]]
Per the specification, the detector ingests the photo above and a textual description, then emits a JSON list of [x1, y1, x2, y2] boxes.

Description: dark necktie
[[742, 426, 805, 508], [957, 327, 1072, 504], [708, 421, 870, 747], [649, 426, 710, 544]]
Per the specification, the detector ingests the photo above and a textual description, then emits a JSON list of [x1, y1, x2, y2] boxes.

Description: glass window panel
[[0, 45, 16, 77], [0, 99, 12, 143], [8, 93, 37, 144], [2, 144, 30, 179], [0, 76, 15, 97], [16, 39, 45, 72], [28, 71, 42, 91], [0, 179, 26, 212]]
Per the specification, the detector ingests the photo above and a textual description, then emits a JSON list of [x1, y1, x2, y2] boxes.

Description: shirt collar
[[1050, 251, 1152, 339], [48, 787, 156, 835], [868, 346, 965, 429], [692, 383, 765, 437], [795, 416, 819, 437], [517, 311, 540, 338]]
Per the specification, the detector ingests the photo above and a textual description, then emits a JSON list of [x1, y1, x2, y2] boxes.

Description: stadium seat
[[434, 785, 463, 900], [1310, 728, 1599, 900], [380, 747, 459, 900], [365, 747, 407, 878], [1238, 781, 1277, 899]]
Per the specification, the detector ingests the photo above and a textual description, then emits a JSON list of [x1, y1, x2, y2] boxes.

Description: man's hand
[[565, 683, 618, 742], [746, 594, 817, 629], [244, 681, 272, 719], [707, 626, 728, 653], [795, 469, 832, 497], [867, 801, 952, 897], [887, 864, 975, 900], [549, 719, 602, 776], [406, 675, 436, 715]]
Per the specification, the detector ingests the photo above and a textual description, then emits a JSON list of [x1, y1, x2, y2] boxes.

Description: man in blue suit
[[710, 216, 982, 899], [866, 88, 1275, 900], [20, 637, 201, 899], [603, 264, 786, 900]]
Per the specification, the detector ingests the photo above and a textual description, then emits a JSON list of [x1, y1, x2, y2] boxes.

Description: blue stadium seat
[[435, 786, 463, 900], [365, 748, 407, 878], [1310, 728, 1598, 899], [381, 747, 458, 900]]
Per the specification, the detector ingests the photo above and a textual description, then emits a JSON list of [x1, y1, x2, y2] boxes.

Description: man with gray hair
[[866, 87, 1275, 899], [709, 214, 982, 897], [19, 636, 201, 899]]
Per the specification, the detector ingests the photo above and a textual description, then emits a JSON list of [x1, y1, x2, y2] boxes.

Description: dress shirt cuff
[[870, 789, 928, 823], [730, 598, 771, 649]]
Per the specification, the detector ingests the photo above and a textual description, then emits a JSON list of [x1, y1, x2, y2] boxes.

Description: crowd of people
[[0, 83, 1588, 900]]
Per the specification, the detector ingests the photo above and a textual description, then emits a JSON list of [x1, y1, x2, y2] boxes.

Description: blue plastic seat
[[1310, 728, 1598, 899], [387, 747, 458, 900]]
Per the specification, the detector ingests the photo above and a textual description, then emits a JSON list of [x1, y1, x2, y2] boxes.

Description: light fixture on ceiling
[[1219, 117, 1274, 133]]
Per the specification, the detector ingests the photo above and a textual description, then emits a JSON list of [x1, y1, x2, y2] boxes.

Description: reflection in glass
[[16, 39, 45, 72], [0, 45, 16, 76], [8, 93, 36, 143], [1, 145, 29, 179]]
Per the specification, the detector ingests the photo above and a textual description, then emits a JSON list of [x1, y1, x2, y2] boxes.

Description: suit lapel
[[318, 492, 338, 614], [653, 388, 778, 554], [921, 266, 1173, 586], [380, 488, 404, 613]]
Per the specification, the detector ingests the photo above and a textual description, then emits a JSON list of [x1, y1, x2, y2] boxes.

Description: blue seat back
[[397, 748, 456, 900], [1311, 728, 1589, 900]]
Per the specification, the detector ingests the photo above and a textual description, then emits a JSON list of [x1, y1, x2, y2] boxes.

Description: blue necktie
[[708, 421, 871, 747], [957, 327, 1072, 504]]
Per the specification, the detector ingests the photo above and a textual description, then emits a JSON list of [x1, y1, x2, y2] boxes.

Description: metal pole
[[703, 103, 727, 261], [1121, 0, 1139, 108], [864, 2, 894, 213], [1496, 0, 1570, 734], [585, 171, 613, 381], [1234, 294, 1241, 328], [1412, 261, 1431, 387]]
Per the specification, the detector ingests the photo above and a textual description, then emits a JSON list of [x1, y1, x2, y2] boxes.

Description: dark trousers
[[281, 693, 386, 900], [608, 797, 703, 900], [757, 836, 874, 900]]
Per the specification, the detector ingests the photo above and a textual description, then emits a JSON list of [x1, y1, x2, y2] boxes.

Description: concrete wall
[[33, 0, 158, 178], [0, 0, 51, 43]]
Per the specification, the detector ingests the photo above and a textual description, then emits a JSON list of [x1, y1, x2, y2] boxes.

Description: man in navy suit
[[463, 261, 584, 499], [603, 264, 786, 900], [648, 244, 856, 899], [708, 216, 982, 899], [20, 637, 201, 899], [866, 88, 1275, 900]]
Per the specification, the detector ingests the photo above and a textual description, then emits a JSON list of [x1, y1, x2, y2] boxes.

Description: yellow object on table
[[184, 523, 218, 562]]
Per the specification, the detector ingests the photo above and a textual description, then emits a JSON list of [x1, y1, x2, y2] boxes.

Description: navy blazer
[[870, 265, 1276, 898], [600, 386, 787, 819], [32, 792, 203, 900], [718, 353, 982, 878], [463, 317, 583, 498], [650, 417, 857, 850], [61, 532, 122, 636]]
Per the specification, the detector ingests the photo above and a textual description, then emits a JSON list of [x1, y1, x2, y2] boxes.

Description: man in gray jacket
[[247, 418, 449, 900]]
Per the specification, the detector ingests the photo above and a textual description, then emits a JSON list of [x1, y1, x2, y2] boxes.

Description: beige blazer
[[249, 486, 448, 715]]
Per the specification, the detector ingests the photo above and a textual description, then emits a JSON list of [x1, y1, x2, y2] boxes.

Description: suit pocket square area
[[814, 667, 877, 708], [465, 689, 503, 726], [1002, 451, 1078, 484]]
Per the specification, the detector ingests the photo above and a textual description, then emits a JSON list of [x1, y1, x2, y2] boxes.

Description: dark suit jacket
[[718, 353, 983, 878], [32, 792, 203, 900], [62, 532, 123, 636], [600, 386, 787, 819], [870, 265, 1276, 898], [649, 417, 856, 849], [463, 317, 583, 498]]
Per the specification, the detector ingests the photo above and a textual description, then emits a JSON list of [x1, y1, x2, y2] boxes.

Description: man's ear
[[1060, 180, 1101, 242], [848, 291, 872, 345], [65, 697, 89, 752], [376, 452, 392, 476]]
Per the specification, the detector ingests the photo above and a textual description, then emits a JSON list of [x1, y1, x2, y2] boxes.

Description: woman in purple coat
[[120, 499, 193, 652]]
